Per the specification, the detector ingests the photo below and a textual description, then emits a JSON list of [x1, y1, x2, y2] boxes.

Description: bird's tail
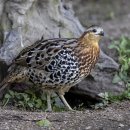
[[0, 64, 16, 98], [0, 77, 10, 98]]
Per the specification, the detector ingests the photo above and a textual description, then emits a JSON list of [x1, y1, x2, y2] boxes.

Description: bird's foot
[[46, 91, 52, 112], [45, 108, 52, 112], [68, 107, 76, 111], [58, 94, 76, 111]]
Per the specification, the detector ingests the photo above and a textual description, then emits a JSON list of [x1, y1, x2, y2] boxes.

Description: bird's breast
[[75, 46, 100, 77]]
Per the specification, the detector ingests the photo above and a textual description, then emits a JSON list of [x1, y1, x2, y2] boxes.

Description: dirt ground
[[0, 101, 129, 130], [0, 0, 130, 130]]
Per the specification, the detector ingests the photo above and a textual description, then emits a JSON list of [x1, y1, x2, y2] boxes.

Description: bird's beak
[[99, 31, 104, 36]]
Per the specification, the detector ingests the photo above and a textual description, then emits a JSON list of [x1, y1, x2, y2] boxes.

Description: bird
[[0, 25, 104, 111]]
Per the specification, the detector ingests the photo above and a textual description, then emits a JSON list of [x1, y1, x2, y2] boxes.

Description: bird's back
[[14, 38, 81, 87], [11, 35, 100, 88]]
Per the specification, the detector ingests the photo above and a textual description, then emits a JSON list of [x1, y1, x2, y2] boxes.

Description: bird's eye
[[93, 29, 97, 32]]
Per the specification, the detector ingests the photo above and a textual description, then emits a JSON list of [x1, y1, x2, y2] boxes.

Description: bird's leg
[[59, 94, 73, 111], [45, 91, 52, 112]]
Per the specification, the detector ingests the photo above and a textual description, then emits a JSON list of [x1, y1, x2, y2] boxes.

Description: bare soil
[[0, 101, 129, 130]]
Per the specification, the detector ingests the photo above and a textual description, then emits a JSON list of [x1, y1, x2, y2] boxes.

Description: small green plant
[[108, 36, 130, 101], [3, 88, 46, 111], [109, 36, 130, 84], [2, 87, 65, 111], [95, 89, 130, 109], [36, 119, 51, 128], [95, 37, 130, 108], [108, 86, 130, 102]]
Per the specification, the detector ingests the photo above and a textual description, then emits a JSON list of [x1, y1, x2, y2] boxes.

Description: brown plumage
[[0, 25, 104, 111]]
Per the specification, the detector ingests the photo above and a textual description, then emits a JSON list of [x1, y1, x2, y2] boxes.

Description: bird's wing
[[15, 38, 78, 69]]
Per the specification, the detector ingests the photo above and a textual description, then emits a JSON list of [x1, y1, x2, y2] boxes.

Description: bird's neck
[[74, 38, 100, 77], [76, 37, 100, 54], [80, 36, 100, 49]]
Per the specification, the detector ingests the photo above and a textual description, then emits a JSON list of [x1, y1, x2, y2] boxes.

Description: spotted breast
[[15, 38, 81, 88]]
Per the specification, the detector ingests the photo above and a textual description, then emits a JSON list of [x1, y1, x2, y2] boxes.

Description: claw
[[59, 94, 73, 111]]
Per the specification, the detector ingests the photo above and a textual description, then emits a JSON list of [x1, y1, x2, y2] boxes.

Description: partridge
[[0, 25, 104, 111]]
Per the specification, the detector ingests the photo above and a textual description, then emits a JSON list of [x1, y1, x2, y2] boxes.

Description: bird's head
[[80, 25, 104, 45]]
